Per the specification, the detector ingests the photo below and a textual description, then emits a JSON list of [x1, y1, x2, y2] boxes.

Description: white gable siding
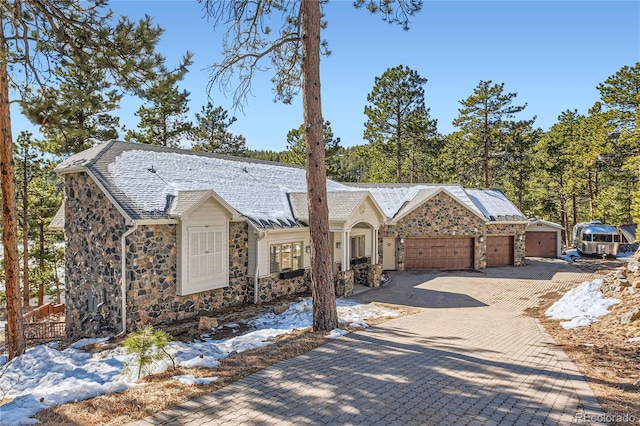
[[345, 198, 383, 230], [177, 198, 231, 295]]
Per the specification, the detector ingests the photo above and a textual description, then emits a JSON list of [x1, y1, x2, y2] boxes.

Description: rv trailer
[[572, 220, 620, 257]]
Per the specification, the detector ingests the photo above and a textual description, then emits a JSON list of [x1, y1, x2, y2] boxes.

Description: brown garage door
[[525, 231, 557, 258], [486, 236, 514, 266], [404, 237, 474, 269]]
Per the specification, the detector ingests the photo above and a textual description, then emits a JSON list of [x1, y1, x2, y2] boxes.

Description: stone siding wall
[[64, 173, 127, 341], [335, 270, 354, 297], [379, 192, 486, 270], [126, 221, 251, 329], [486, 223, 527, 266], [250, 268, 311, 303]]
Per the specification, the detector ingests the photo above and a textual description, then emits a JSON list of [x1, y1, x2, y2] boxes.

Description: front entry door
[[382, 237, 396, 270]]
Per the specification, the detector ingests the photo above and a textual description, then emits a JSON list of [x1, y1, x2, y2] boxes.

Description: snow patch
[[545, 279, 621, 329]]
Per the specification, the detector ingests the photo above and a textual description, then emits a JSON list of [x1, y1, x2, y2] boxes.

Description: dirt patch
[[531, 264, 640, 425], [33, 301, 411, 426]]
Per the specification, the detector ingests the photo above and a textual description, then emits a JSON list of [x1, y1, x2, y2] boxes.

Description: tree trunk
[[559, 177, 570, 246], [0, 56, 26, 359], [302, 0, 337, 332], [39, 223, 45, 306], [22, 145, 30, 309], [482, 116, 489, 188], [572, 192, 577, 230], [587, 171, 595, 219]]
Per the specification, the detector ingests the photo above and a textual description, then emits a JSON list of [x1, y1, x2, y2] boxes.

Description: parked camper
[[572, 220, 620, 257]]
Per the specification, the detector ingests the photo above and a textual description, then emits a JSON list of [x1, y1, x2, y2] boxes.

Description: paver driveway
[[131, 259, 606, 425]]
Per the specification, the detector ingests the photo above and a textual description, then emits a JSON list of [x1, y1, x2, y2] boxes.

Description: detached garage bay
[[404, 237, 474, 270], [525, 231, 558, 258]]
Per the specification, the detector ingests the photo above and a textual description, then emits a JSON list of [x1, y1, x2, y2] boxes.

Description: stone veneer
[[65, 173, 128, 340], [351, 258, 383, 288], [379, 192, 487, 270], [335, 270, 355, 297], [126, 221, 251, 330], [486, 223, 527, 266], [249, 268, 311, 303]]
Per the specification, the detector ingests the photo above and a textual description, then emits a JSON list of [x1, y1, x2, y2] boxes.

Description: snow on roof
[[49, 202, 65, 230], [289, 191, 371, 222], [106, 148, 348, 226], [466, 189, 526, 221], [527, 218, 564, 230], [55, 141, 527, 228], [57, 141, 350, 228], [348, 183, 484, 219]]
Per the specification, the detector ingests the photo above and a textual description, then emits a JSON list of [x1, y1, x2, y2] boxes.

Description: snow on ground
[[545, 279, 621, 329], [0, 298, 400, 425], [561, 248, 581, 262]]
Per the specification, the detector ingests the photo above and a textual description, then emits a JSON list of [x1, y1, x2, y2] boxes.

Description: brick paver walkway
[[130, 259, 606, 425]]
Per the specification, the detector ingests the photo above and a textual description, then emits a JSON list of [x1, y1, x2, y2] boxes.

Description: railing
[[24, 321, 66, 345], [24, 303, 65, 322], [2, 304, 67, 351]]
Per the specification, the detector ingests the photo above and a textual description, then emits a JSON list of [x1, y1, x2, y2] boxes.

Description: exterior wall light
[[305, 246, 311, 253], [336, 242, 342, 249], [479, 236, 485, 243]]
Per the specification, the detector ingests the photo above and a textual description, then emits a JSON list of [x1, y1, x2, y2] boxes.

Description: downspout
[[119, 221, 138, 335], [254, 231, 266, 304]]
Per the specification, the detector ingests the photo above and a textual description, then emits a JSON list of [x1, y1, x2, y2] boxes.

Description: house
[[55, 141, 528, 340], [525, 219, 564, 258]]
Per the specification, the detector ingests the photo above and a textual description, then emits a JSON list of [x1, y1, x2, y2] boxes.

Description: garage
[[486, 236, 514, 266], [525, 231, 558, 258], [405, 237, 474, 269]]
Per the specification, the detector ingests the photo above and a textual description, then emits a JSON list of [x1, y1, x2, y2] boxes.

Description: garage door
[[404, 237, 474, 269], [486, 236, 514, 266], [525, 231, 557, 258]]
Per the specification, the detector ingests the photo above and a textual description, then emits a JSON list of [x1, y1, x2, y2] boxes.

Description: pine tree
[[21, 53, 121, 156], [597, 63, 640, 232], [453, 80, 527, 188], [281, 120, 342, 179], [363, 65, 438, 183], [1, 0, 177, 359], [125, 63, 194, 147], [190, 102, 247, 156]]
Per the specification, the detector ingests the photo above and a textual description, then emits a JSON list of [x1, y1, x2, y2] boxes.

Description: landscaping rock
[[198, 316, 219, 330], [273, 304, 290, 315], [621, 308, 640, 324]]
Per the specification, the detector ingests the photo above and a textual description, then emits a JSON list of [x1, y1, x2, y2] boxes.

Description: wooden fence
[[2, 304, 66, 350]]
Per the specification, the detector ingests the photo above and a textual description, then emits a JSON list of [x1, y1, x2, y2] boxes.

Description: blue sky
[[11, 1, 640, 152]]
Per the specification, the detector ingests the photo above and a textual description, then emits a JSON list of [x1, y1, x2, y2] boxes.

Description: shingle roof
[[346, 183, 486, 219], [288, 191, 372, 222], [55, 141, 527, 229], [465, 189, 527, 222], [55, 141, 350, 228]]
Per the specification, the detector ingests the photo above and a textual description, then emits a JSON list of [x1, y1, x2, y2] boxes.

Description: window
[[270, 242, 303, 273], [350, 235, 366, 259], [188, 226, 225, 283]]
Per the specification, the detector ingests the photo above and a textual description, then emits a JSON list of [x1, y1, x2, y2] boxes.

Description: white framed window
[[178, 225, 228, 295], [189, 227, 225, 282], [270, 241, 303, 274], [350, 235, 366, 259]]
